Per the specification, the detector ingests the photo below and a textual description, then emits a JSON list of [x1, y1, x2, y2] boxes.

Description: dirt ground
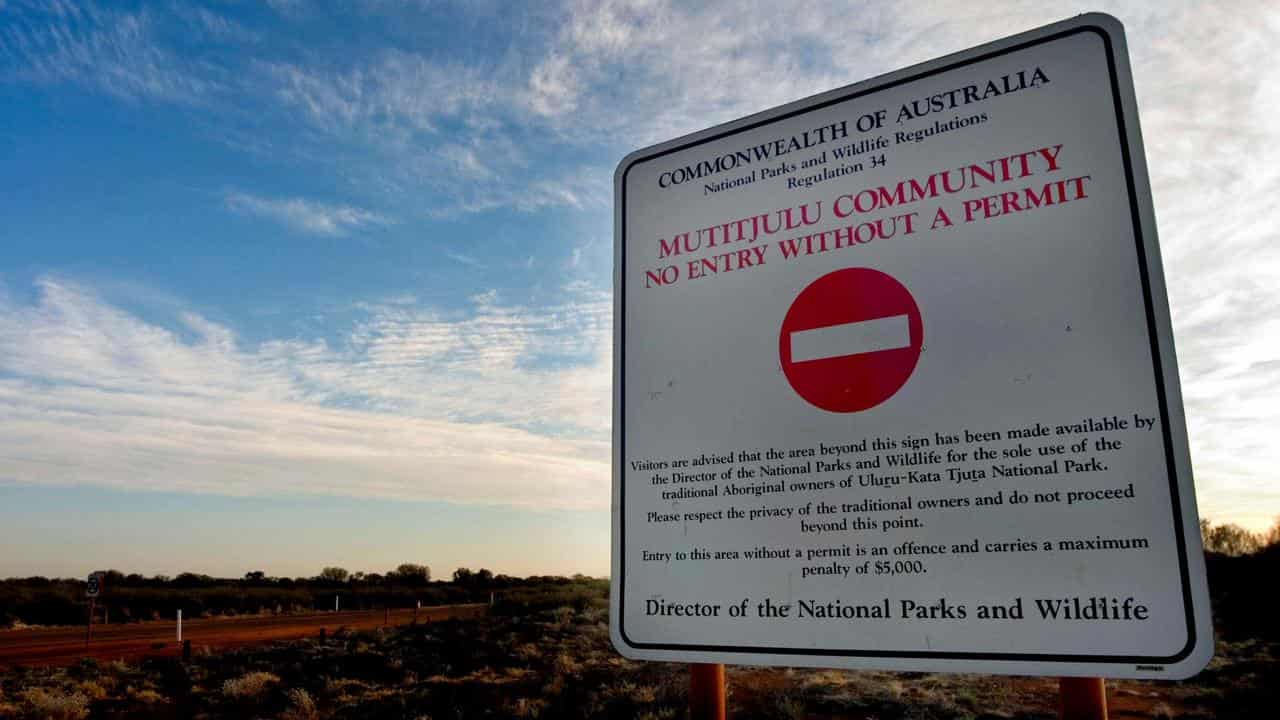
[[0, 605, 486, 667], [0, 607, 1274, 718]]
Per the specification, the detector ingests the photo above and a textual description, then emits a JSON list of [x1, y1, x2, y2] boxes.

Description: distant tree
[[394, 564, 431, 585], [474, 568, 493, 585], [174, 572, 215, 587], [452, 567, 473, 584], [1266, 517, 1280, 549], [244, 571, 266, 583], [319, 567, 350, 583], [1203, 522, 1262, 556]]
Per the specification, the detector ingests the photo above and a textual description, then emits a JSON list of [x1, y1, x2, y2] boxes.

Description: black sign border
[[616, 23, 1199, 665]]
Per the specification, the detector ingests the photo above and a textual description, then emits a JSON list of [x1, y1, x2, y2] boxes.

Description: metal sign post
[[689, 663, 726, 720], [84, 571, 103, 650], [1059, 677, 1108, 720], [85, 597, 94, 649]]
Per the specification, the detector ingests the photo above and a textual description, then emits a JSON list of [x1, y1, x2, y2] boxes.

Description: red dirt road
[[0, 604, 486, 667]]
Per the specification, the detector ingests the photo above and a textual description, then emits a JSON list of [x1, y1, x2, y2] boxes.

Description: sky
[[0, 0, 1277, 580]]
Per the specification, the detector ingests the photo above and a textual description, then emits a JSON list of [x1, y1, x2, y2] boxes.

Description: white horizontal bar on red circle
[[790, 314, 911, 363]]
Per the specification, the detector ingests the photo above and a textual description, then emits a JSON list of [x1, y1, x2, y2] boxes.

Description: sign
[[86, 572, 104, 598], [779, 267, 923, 413], [611, 13, 1213, 679]]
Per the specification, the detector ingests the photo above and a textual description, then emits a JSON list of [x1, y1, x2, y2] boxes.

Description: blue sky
[[1, 0, 1278, 578]]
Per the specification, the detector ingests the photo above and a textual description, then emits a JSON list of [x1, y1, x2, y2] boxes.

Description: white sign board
[[611, 14, 1213, 679]]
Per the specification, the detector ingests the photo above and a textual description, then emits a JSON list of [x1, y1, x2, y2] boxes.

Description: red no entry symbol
[[779, 267, 923, 413]]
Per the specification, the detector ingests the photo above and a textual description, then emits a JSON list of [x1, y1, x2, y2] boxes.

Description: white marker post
[[177, 609, 183, 643]]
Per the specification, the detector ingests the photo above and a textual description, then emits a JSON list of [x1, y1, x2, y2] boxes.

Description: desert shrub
[[551, 606, 574, 627], [18, 687, 90, 720], [513, 642, 541, 662], [0, 687, 16, 718], [75, 679, 109, 701], [490, 577, 608, 616], [771, 689, 807, 720], [280, 688, 320, 720], [222, 671, 280, 700], [128, 688, 167, 705], [511, 696, 548, 718], [1206, 547, 1280, 640], [551, 652, 579, 676]]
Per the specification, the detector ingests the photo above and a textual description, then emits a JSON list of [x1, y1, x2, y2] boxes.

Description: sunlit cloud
[[0, 277, 611, 509]]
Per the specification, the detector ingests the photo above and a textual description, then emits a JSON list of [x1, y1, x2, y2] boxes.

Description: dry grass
[[0, 612, 1274, 719]]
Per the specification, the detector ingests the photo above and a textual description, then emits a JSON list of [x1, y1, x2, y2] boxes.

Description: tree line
[[1199, 517, 1280, 556], [1199, 517, 1280, 641], [0, 565, 604, 629]]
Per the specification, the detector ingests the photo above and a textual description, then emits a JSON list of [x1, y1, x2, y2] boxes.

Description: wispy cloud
[[224, 192, 392, 236], [264, 53, 499, 137], [0, 277, 611, 509], [1, 0, 1278, 529], [0, 1, 223, 104], [172, 4, 260, 44], [445, 251, 486, 268]]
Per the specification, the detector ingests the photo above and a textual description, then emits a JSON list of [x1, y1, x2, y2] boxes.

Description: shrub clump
[[18, 687, 90, 720], [280, 687, 320, 720], [222, 671, 280, 700]]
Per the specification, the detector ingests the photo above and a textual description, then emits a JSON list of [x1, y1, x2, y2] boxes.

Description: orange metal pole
[[690, 663, 726, 720], [1059, 677, 1108, 720]]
